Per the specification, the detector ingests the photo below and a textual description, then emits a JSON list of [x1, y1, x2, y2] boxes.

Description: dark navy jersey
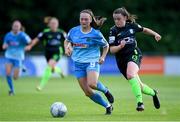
[[108, 22, 143, 57], [37, 28, 66, 51]]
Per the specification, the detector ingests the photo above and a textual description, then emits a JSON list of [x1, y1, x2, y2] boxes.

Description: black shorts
[[116, 48, 142, 79], [45, 49, 61, 62]]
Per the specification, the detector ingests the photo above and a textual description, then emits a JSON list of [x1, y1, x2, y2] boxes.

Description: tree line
[[0, 0, 179, 55]]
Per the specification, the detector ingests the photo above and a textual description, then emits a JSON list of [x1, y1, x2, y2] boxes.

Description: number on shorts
[[90, 62, 95, 68]]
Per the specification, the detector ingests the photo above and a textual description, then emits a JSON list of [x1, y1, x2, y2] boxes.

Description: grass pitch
[[0, 75, 180, 121]]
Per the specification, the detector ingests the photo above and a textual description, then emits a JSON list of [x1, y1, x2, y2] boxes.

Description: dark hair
[[113, 7, 137, 23], [80, 9, 107, 29]]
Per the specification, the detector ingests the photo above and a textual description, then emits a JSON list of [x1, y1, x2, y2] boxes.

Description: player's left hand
[[155, 34, 161, 42], [99, 57, 105, 64]]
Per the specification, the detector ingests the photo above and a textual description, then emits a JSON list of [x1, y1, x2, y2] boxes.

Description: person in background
[[25, 17, 66, 91], [2, 20, 31, 95]]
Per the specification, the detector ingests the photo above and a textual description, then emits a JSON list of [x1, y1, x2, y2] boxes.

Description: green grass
[[0, 75, 180, 121]]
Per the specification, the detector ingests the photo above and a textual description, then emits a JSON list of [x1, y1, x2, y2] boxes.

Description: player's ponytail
[[44, 16, 59, 29], [44, 16, 59, 24], [44, 16, 52, 25], [80, 9, 107, 29], [113, 7, 137, 23], [20, 26, 25, 32]]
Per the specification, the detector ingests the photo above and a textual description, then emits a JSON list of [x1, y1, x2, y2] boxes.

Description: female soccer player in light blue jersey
[[2, 20, 31, 95], [64, 9, 114, 115]]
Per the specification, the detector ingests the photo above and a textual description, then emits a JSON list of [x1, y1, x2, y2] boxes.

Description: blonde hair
[[44, 16, 59, 25]]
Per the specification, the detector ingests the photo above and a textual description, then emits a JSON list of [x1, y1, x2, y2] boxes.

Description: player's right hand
[[155, 33, 161, 42], [2, 44, 8, 50], [65, 47, 72, 56], [99, 56, 105, 64], [119, 40, 126, 49], [25, 45, 32, 51]]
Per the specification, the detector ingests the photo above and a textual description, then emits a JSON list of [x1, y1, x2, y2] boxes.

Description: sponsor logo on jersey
[[49, 39, 60, 45], [57, 35, 61, 39], [109, 36, 115, 44], [73, 43, 87, 48], [9, 41, 19, 46], [48, 35, 53, 39]]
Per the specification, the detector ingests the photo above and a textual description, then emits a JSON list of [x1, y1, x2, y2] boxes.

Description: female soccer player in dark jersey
[[64, 9, 114, 115], [108, 7, 161, 111], [25, 17, 66, 91]]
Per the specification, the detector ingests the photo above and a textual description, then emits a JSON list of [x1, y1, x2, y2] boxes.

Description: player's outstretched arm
[[25, 38, 39, 51], [143, 27, 162, 42]]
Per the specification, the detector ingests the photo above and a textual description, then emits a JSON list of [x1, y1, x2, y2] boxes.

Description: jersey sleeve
[[66, 29, 73, 42], [3, 33, 9, 45], [37, 31, 45, 41], [22, 32, 31, 44], [63, 32, 67, 40], [59, 29, 67, 39], [60, 32, 66, 41], [95, 31, 108, 47], [133, 23, 144, 32], [108, 28, 116, 46]]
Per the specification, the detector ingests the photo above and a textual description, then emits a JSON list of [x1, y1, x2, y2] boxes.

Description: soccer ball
[[50, 102, 67, 117]]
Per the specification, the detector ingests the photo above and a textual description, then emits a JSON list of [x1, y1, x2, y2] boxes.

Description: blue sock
[[96, 81, 108, 94], [6, 76, 14, 93], [90, 92, 109, 108]]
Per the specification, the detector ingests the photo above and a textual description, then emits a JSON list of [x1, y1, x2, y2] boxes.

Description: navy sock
[[90, 92, 109, 108], [6, 76, 14, 93], [96, 81, 108, 94]]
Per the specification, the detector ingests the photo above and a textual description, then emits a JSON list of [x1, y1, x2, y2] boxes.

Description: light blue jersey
[[67, 25, 108, 63], [3, 31, 31, 60]]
